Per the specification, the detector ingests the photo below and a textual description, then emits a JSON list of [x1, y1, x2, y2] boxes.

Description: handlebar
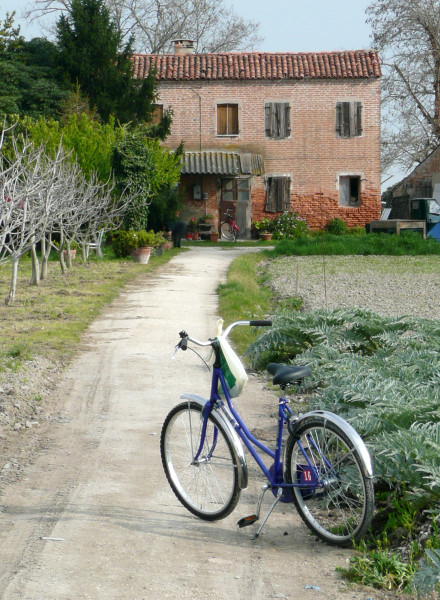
[[172, 320, 272, 357]]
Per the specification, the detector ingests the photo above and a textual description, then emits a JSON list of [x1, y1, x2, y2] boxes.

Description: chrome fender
[[295, 410, 374, 478], [180, 393, 248, 489]]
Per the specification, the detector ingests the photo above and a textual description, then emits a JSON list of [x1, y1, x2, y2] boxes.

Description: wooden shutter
[[281, 177, 291, 211], [217, 104, 227, 135], [265, 178, 276, 212], [354, 102, 362, 136], [336, 101, 362, 137], [283, 103, 291, 137], [265, 103, 290, 138], [229, 104, 239, 134], [265, 104, 273, 136]]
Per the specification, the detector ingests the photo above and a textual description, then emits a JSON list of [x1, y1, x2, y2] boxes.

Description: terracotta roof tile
[[132, 50, 381, 81]]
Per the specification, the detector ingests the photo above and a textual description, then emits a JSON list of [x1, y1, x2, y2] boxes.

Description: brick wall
[[158, 77, 381, 229]]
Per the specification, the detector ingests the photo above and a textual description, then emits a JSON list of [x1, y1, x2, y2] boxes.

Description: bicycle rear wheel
[[160, 401, 241, 520], [285, 417, 374, 546], [220, 221, 235, 241]]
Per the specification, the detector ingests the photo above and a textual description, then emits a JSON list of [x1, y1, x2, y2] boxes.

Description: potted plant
[[63, 240, 79, 259], [253, 218, 274, 241], [186, 217, 198, 239], [113, 230, 164, 263], [209, 230, 219, 242]]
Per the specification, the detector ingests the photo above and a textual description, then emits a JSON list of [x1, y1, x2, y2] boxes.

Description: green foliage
[[56, 0, 157, 123], [247, 308, 440, 507], [23, 113, 122, 180], [271, 211, 310, 239], [252, 217, 274, 233], [414, 549, 440, 598], [112, 230, 165, 257], [271, 232, 440, 256], [112, 128, 182, 230], [339, 539, 415, 591], [325, 217, 348, 235], [0, 14, 67, 119]]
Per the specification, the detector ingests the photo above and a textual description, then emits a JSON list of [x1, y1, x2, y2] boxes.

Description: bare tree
[[367, 0, 440, 174], [0, 134, 61, 303], [26, 0, 262, 53]]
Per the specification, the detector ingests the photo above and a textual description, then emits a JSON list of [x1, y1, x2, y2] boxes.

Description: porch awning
[[181, 151, 263, 176]]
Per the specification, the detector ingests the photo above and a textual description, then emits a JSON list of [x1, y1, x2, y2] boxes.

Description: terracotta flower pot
[[63, 249, 77, 259], [209, 233, 219, 242], [131, 246, 152, 264], [259, 232, 273, 241]]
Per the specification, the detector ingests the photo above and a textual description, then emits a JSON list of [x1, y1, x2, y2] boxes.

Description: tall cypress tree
[[56, 0, 156, 123]]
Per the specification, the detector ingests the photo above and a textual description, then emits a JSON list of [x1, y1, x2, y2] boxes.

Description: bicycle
[[220, 209, 239, 241], [160, 320, 374, 546]]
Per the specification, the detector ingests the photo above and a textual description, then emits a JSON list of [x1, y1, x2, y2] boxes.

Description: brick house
[[133, 42, 382, 236]]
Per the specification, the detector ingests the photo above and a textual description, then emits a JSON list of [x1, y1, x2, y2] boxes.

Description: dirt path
[[0, 247, 389, 600]]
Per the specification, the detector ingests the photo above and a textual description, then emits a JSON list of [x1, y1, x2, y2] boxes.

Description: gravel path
[[267, 255, 440, 318]]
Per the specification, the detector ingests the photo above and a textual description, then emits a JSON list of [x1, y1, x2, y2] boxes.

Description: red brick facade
[[134, 51, 382, 233]]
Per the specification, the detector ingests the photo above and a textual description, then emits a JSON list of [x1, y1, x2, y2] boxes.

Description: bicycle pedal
[[237, 514, 258, 528]]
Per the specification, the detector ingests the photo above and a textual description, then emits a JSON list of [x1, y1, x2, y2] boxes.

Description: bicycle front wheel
[[285, 417, 374, 546], [160, 401, 241, 520], [220, 221, 235, 241]]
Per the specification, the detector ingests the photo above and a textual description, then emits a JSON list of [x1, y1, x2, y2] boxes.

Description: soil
[[0, 248, 426, 599]]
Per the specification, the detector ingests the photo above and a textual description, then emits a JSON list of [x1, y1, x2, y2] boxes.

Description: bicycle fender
[[294, 410, 374, 478], [180, 393, 249, 489]]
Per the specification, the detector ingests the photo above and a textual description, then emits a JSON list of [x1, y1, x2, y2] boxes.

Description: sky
[[2, 0, 374, 51]]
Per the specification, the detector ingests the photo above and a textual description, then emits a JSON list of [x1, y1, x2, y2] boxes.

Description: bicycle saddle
[[267, 363, 311, 386]]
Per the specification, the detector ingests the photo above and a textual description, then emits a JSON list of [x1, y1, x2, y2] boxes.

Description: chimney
[[173, 39, 195, 55]]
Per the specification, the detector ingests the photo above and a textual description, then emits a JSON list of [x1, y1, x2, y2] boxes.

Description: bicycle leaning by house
[[160, 320, 374, 546], [220, 209, 240, 241]]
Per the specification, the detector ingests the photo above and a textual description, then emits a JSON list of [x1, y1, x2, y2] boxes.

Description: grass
[[217, 251, 276, 355], [0, 247, 179, 367], [271, 232, 440, 256]]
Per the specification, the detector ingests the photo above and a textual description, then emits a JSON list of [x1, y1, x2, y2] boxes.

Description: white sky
[[2, 0, 374, 50]]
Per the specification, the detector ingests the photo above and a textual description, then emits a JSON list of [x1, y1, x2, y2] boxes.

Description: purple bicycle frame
[[193, 365, 321, 498]]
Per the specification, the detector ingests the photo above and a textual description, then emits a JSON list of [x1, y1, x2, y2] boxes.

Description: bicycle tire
[[285, 417, 374, 546], [220, 221, 235, 241], [160, 401, 241, 520]]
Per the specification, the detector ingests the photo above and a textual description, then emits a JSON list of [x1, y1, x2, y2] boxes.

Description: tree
[[27, 0, 262, 53], [55, 0, 157, 122], [0, 12, 68, 119], [22, 112, 124, 181], [367, 0, 440, 174], [112, 127, 182, 230]]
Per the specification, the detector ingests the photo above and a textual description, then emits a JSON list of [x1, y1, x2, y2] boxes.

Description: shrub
[[112, 230, 164, 257], [271, 211, 310, 240], [326, 217, 348, 235]]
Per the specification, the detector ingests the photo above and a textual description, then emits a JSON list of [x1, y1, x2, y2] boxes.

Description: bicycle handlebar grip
[[180, 337, 188, 351], [249, 320, 272, 327]]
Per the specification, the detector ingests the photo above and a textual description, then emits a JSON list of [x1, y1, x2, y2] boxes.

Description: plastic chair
[[86, 229, 104, 258]]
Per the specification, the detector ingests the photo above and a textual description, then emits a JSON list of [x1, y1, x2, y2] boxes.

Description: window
[[339, 176, 361, 206], [265, 102, 291, 139], [265, 176, 291, 212], [150, 104, 163, 124], [336, 102, 362, 138], [217, 104, 239, 135], [222, 178, 250, 202]]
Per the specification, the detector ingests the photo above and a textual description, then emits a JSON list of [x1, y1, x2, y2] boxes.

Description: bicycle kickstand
[[237, 484, 283, 540]]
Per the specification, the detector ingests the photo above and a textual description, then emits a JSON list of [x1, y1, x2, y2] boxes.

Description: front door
[[220, 178, 251, 239]]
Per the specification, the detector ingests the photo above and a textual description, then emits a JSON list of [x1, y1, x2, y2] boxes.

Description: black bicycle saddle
[[267, 363, 311, 386]]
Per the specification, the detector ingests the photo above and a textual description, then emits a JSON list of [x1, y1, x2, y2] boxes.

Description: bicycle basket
[[216, 336, 248, 398]]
